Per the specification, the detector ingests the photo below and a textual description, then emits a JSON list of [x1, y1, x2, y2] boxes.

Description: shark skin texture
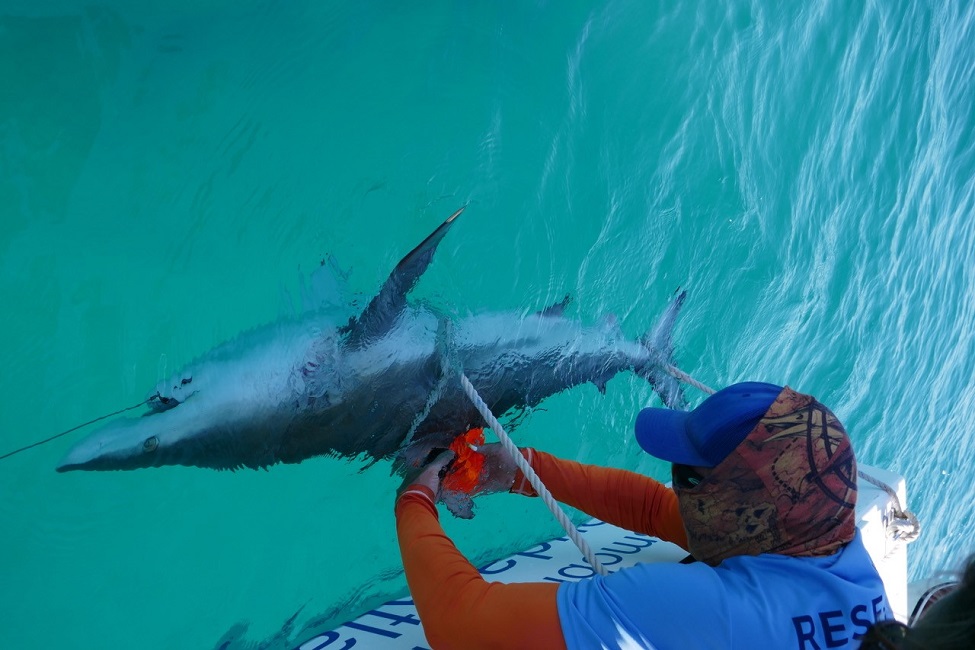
[[56, 207, 686, 475]]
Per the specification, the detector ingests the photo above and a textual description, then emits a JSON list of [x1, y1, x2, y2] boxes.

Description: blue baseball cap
[[634, 382, 783, 467]]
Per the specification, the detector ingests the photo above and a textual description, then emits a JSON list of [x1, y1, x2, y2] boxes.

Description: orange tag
[[442, 428, 486, 493]]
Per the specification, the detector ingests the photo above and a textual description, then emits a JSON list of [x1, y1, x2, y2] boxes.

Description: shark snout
[[55, 419, 162, 472], [56, 445, 106, 472]]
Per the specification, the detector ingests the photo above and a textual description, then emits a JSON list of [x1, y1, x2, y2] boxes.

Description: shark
[[56, 207, 687, 474]]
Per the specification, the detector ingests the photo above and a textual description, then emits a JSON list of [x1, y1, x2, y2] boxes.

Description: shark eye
[[143, 436, 158, 452]]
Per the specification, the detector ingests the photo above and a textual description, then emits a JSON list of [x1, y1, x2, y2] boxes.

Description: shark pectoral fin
[[299, 254, 351, 313], [343, 206, 465, 347]]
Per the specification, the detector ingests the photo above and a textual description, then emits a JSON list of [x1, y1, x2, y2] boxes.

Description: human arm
[[395, 458, 566, 650], [510, 448, 688, 549]]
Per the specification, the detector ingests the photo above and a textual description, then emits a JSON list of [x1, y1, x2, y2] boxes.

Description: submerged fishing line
[[0, 395, 159, 461]]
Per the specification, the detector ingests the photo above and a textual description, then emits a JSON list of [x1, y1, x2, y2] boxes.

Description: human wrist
[[395, 484, 438, 516]]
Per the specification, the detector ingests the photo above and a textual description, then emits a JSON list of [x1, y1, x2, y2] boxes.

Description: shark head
[[55, 360, 298, 472], [54, 396, 271, 472], [54, 306, 356, 473], [56, 412, 179, 472]]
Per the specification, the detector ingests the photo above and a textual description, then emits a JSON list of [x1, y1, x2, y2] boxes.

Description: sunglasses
[[672, 463, 705, 489], [858, 620, 910, 650]]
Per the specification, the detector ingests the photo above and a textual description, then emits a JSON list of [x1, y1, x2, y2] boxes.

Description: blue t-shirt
[[557, 531, 890, 649]]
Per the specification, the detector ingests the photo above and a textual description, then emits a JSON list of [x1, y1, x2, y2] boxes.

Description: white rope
[[663, 362, 716, 396], [459, 373, 610, 577]]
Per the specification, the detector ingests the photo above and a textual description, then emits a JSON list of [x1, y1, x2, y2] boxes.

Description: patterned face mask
[[675, 386, 858, 566]]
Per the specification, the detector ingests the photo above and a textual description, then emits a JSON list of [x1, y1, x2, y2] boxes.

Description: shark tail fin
[[637, 288, 688, 410]]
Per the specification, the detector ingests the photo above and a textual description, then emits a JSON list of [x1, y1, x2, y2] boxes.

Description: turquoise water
[[2, 1, 973, 648]]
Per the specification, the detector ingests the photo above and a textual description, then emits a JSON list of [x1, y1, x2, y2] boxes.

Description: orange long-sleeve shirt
[[395, 449, 686, 650]]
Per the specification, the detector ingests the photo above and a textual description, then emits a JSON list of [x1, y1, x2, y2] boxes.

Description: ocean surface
[[2, 2, 973, 648]]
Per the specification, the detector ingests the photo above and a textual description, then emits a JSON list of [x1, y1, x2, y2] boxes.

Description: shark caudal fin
[[638, 289, 688, 410], [343, 206, 465, 347]]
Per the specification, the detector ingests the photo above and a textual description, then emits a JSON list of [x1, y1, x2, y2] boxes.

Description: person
[[395, 382, 893, 649], [859, 554, 975, 649]]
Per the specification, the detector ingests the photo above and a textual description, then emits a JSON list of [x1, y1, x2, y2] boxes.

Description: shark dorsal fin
[[343, 206, 465, 347]]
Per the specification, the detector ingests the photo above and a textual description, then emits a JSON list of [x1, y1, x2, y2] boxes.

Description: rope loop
[[857, 469, 921, 544]]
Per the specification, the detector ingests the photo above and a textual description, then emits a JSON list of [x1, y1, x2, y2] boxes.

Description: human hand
[[465, 442, 519, 496], [396, 449, 455, 502], [433, 441, 522, 519], [394, 432, 527, 519]]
